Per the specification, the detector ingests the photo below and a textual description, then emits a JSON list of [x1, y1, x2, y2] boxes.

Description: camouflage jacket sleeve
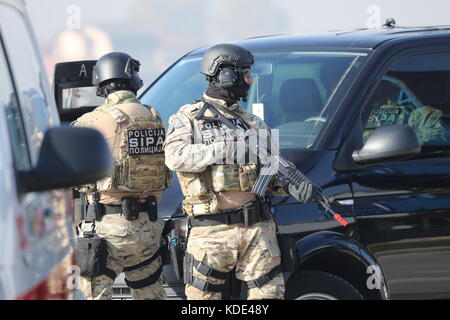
[[164, 110, 225, 173]]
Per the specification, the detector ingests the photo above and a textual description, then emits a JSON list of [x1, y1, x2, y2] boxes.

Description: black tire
[[285, 271, 364, 300]]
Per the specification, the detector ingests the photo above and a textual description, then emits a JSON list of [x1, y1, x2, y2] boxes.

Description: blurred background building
[[26, 0, 450, 88]]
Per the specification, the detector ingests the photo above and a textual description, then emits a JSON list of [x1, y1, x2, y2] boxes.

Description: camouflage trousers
[[79, 212, 166, 300], [185, 219, 285, 300]]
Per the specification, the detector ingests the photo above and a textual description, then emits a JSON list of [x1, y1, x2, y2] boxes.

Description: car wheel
[[285, 271, 364, 300]]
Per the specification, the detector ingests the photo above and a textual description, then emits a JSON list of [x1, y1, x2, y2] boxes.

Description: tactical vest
[[177, 102, 260, 216], [94, 103, 170, 193]]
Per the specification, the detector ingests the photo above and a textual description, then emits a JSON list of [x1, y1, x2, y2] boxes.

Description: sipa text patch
[[128, 128, 165, 155]]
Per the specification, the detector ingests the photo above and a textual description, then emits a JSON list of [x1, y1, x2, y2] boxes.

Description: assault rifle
[[195, 102, 349, 227]]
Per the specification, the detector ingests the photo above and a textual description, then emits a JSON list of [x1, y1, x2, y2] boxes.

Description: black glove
[[287, 180, 315, 203]]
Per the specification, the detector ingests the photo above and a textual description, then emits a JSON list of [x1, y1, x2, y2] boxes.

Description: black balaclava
[[205, 70, 251, 107], [205, 82, 237, 106]]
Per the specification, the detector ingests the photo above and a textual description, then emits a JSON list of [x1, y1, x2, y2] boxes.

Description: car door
[[352, 48, 450, 300], [0, 3, 74, 299]]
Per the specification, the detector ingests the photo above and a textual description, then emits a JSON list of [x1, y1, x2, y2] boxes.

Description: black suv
[[57, 24, 450, 300]]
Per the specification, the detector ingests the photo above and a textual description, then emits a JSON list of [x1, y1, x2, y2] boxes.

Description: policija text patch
[[127, 128, 165, 155], [200, 119, 247, 145]]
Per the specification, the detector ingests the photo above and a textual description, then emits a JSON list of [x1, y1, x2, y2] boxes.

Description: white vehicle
[[0, 0, 110, 299]]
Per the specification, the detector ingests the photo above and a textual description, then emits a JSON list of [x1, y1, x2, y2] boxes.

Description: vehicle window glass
[[141, 57, 206, 122], [141, 51, 367, 150], [0, 42, 30, 170], [362, 52, 450, 157], [0, 6, 53, 165]]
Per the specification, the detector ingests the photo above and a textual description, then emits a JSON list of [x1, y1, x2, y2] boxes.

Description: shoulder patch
[[171, 117, 185, 129]]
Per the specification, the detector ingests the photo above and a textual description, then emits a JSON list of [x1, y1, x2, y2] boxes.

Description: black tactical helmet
[[200, 43, 254, 77], [92, 52, 143, 91]]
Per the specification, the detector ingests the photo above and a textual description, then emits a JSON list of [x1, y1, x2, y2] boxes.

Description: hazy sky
[[26, 0, 450, 38], [25, 0, 450, 81]]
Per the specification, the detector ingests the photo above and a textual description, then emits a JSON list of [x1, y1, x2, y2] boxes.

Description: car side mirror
[[352, 125, 421, 165], [18, 127, 112, 193]]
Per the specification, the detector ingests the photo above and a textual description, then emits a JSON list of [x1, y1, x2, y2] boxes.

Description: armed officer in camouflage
[[164, 44, 314, 300], [73, 52, 171, 300]]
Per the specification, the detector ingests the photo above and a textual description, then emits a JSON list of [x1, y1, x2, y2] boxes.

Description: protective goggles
[[238, 68, 253, 85]]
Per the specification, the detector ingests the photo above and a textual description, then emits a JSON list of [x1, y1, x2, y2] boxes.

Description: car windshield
[[141, 49, 367, 149]]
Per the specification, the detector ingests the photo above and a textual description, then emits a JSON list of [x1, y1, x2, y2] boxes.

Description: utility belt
[[85, 195, 158, 223], [188, 199, 271, 228]]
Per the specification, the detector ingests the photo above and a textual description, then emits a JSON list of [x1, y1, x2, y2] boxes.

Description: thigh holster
[[183, 253, 230, 292], [76, 236, 117, 280]]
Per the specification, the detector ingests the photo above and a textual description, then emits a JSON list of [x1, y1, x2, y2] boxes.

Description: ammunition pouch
[[121, 197, 140, 221], [146, 196, 158, 222], [121, 195, 157, 221], [182, 192, 219, 216], [277, 233, 299, 272], [86, 195, 158, 222], [76, 236, 116, 280]]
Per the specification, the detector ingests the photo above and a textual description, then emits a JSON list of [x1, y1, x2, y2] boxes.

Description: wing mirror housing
[[352, 125, 421, 165], [19, 127, 111, 193]]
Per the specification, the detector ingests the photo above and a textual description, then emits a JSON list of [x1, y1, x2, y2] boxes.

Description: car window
[[0, 6, 53, 165], [0, 37, 30, 171], [362, 51, 450, 157], [141, 50, 367, 150], [141, 56, 207, 122]]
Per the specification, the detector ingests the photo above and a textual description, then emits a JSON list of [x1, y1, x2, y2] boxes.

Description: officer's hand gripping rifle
[[252, 141, 349, 227], [196, 102, 349, 227]]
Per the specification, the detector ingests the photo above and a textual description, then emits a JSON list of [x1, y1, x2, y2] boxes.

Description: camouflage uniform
[[408, 106, 449, 144], [73, 90, 170, 300], [364, 101, 448, 145], [164, 94, 285, 300]]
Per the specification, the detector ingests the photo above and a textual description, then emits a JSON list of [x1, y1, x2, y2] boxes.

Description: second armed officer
[[73, 52, 171, 300]]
